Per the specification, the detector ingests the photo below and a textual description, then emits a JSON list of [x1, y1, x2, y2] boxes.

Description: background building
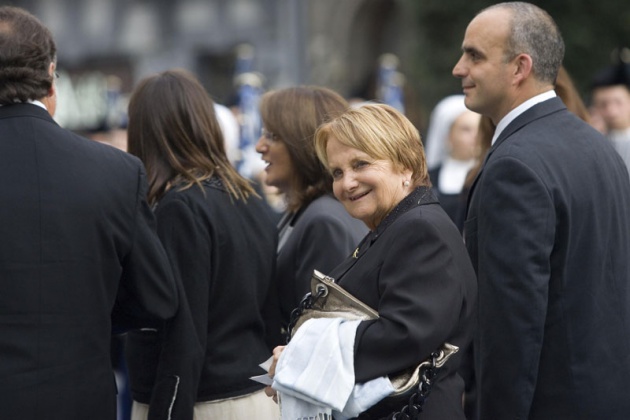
[[9, 0, 416, 131], [7, 0, 630, 136]]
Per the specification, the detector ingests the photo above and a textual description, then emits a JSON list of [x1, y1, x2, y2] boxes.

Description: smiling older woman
[[264, 103, 477, 420]]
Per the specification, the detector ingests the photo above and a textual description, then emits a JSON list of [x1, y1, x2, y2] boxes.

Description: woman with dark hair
[[125, 69, 281, 420], [255, 86, 367, 328]]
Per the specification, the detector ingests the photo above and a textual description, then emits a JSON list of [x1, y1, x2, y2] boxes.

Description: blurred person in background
[[590, 54, 630, 177], [426, 95, 480, 230], [0, 6, 178, 420], [255, 86, 367, 331], [125, 69, 281, 420]]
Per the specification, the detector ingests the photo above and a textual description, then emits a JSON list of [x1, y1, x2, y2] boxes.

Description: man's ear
[[47, 61, 57, 98], [47, 81, 57, 99], [42, 61, 58, 116], [513, 53, 533, 85]]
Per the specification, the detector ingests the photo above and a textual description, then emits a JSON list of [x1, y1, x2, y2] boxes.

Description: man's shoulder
[[1, 105, 143, 175], [508, 105, 598, 149], [59, 127, 143, 173]]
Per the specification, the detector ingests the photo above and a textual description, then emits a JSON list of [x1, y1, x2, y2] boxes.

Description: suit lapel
[[465, 97, 566, 212], [331, 187, 438, 282]]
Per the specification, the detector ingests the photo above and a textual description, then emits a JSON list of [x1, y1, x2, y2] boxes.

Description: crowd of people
[[2, 2, 630, 420]]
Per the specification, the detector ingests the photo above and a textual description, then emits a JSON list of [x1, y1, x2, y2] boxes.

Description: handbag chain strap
[[286, 287, 444, 420], [386, 351, 440, 420], [285, 287, 326, 343]]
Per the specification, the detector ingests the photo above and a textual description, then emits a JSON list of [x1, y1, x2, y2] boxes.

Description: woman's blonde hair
[[314, 103, 430, 187]]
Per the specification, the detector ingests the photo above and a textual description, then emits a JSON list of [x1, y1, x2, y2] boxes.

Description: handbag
[[286, 270, 459, 419]]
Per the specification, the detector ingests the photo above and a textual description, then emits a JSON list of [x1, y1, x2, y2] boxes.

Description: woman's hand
[[264, 345, 285, 403]]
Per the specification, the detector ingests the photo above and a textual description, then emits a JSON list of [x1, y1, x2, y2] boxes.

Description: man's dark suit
[[465, 97, 630, 419], [0, 103, 178, 420]]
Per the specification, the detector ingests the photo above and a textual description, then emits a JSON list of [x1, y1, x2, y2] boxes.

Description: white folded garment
[[273, 318, 394, 419]]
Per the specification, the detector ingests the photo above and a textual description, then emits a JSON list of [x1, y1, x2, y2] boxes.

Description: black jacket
[[126, 176, 280, 419], [465, 97, 630, 419], [276, 194, 367, 326], [0, 103, 177, 420], [329, 187, 477, 420]]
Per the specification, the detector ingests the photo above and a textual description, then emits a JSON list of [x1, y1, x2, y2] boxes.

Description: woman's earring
[[403, 180, 410, 187]]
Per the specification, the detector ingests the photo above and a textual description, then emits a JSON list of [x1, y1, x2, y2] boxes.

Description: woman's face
[[449, 110, 480, 161], [255, 128, 296, 194], [326, 136, 412, 231]]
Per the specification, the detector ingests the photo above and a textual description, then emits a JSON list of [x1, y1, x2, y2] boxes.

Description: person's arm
[[113, 165, 178, 330], [147, 197, 209, 420], [474, 155, 554, 419], [353, 215, 468, 382]]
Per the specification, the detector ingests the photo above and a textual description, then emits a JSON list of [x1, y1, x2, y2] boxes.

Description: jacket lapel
[[465, 97, 566, 211], [331, 187, 438, 281]]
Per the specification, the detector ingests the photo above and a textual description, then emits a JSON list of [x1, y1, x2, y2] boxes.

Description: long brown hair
[[127, 69, 255, 205], [259, 86, 348, 212], [555, 66, 591, 123]]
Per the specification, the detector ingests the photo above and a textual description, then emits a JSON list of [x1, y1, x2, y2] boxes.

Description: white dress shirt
[[492, 90, 557, 145]]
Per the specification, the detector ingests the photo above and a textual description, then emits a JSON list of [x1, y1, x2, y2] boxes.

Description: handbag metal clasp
[[314, 284, 328, 298]]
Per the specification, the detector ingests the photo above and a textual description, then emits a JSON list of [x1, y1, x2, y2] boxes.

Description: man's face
[[452, 8, 516, 124], [591, 85, 630, 131]]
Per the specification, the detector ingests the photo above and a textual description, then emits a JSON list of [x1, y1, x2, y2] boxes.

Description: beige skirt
[[131, 389, 279, 420]]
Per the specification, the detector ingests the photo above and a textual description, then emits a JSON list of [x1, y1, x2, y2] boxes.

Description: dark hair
[[127, 68, 255, 205], [0, 6, 56, 104], [259, 86, 349, 212]]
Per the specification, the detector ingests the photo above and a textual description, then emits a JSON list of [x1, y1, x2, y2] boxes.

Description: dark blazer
[[465, 97, 630, 419], [277, 194, 367, 326], [0, 103, 177, 420], [328, 187, 477, 420], [126, 176, 280, 419]]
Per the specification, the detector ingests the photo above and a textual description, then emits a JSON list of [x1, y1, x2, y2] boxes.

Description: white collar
[[28, 99, 48, 111], [492, 90, 556, 145], [0, 100, 48, 110]]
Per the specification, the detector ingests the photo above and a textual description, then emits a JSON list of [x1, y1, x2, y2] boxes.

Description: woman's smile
[[325, 136, 412, 230], [349, 190, 370, 201]]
